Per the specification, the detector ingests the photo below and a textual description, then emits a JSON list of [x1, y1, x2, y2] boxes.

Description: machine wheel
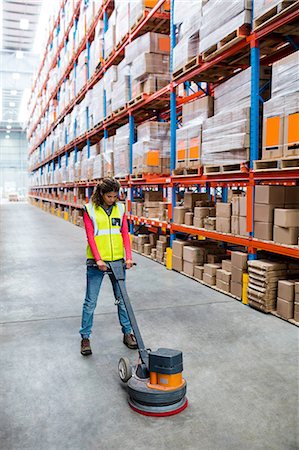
[[118, 357, 132, 383]]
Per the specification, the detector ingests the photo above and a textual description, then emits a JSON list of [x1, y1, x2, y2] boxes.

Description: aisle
[[0, 203, 298, 450]]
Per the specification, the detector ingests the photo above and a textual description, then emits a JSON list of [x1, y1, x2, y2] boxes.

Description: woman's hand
[[96, 260, 107, 271], [126, 259, 134, 270]]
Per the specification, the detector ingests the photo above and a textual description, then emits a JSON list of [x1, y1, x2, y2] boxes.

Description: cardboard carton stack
[[231, 251, 248, 299], [216, 202, 231, 234], [216, 259, 232, 293], [254, 185, 284, 241], [156, 235, 170, 264], [173, 192, 209, 225], [247, 260, 287, 312], [277, 280, 296, 320], [274, 209, 299, 246], [231, 195, 248, 237], [203, 263, 221, 286]]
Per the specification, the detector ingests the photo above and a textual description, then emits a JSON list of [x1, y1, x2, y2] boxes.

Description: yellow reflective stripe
[[86, 203, 99, 236], [95, 229, 121, 236]]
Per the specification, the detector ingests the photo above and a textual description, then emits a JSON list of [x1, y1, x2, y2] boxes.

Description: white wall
[[0, 131, 28, 199]]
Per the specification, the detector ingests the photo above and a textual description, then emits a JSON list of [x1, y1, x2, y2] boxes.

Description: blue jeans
[[80, 264, 132, 339]]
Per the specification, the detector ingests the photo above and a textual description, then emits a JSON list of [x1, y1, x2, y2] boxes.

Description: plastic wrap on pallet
[[131, 74, 170, 98], [89, 23, 104, 76], [176, 120, 202, 167], [253, 0, 283, 19], [137, 121, 170, 142], [182, 96, 214, 126], [115, 0, 130, 46], [101, 136, 115, 177], [125, 32, 170, 65], [131, 53, 170, 81], [129, 0, 168, 30], [199, 0, 252, 54], [174, 0, 203, 38], [93, 154, 103, 179], [114, 145, 130, 178], [115, 123, 131, 146], [112, 61, 131, 112], [173, 33, 200, 72], [104, 10, 116, 59], [271, 51, 299, 97], [133, 138, 170, 174]]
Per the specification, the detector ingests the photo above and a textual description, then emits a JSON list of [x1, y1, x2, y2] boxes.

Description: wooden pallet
[[270, 310, 299, 327], [115, 33, 128, 50], [253, 159, 280, 171], [281, 157, 299, 170], [173, 166, 201, 176], [127, 94, 145, 108], [172, 56, 201, 81], [202, 22, 251, 62], [113, 105, 126, 117], [130, 8, 170, 36], [253, 0, 298, 30]]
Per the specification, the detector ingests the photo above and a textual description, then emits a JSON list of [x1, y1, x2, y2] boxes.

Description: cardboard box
[[239, 196, 247, 217], [137, 243, 144, 253], [216, 203, 232, 218], [216, 279, 230, 293], [232, 197, 240, 216], [173, 207, 189, 224], [184, 192, 209, 209], [217, 269, 231, 284], [194, 217, 204, 228], [144, 191, 163, 202], [239, 217, 249, 237], [194, 207, 210, 219], [185, 212, 194, 226], [254, 203, 280, 223], [278, 280, 295, 302], [222, 260, 232, 272], [231, 266, 245, 284], [203, 273, 216, 286], [231, 216, 239, 235], [159, 235, 169, 244], [172, 240, 191, 258], [208, 207, 216, 217], [149, 234, 158, 246], [137, 203, 144, 216], [231, 251, 248, 270], [183, 246, 204, 264], [216, 217, 231, 233], [285, 186, 299, 205], [143, 244, 153, 255], [137, 234, 149, 244], [254, 222, 273, 241], [172, 255, 183, 272], [231, 281, 242, 299], [183, 260, 194, 277], [294, 303, 299, 322], [277, 297, 294, 319], [204, 263, 221, 277], [204, 217, 216, 230], [156, 241, 167, 252], [194, 265, 204, 280], [207, 254, 226, 264], [273, 225, 299, 245], [255, 185, 285, 205], [274, 209, 299, 228], [295, 282, 299, 295]]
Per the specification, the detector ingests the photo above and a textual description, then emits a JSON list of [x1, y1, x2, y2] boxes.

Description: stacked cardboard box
[[216, 203, 231, 234], [247, 260, 287, 312], [277, 280, 296, 320], [216, 261, 232, 293], [231, 195, 248, 237], [274, 209, 299, 245], [203, 263, 221, 286], [231, 251, 248, 299], [173, 192, 209, 225]]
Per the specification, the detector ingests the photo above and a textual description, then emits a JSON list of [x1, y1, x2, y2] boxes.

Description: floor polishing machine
[[105, 260, 188, 417]]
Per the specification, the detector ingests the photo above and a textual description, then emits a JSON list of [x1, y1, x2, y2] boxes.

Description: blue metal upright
[[250, 42, 260, 168]]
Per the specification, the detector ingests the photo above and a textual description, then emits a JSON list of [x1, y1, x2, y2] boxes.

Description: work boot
[[81, 338, 92, 356], [123, 333, 138, 350]]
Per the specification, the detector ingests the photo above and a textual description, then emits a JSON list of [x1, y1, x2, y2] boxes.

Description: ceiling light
[[20, 19, 29, 30], [5, 135, 10, 139], [12, 73, 20, 80], [16, 51, 24, 59], [10, 90, 17, 96], [6, 130, 11, 134], [6, 125, 12, 129], [9, 102, 16, 107]]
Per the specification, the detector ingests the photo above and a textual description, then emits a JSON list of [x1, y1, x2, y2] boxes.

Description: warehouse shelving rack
[[29, 0, 299, 262]]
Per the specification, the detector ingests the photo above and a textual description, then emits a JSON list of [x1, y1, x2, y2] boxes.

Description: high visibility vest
[[85, 202, 125, 261]]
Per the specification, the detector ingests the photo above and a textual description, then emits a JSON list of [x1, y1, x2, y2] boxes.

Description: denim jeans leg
[[109, 273, 132, 335], [80, 266, 104, 338]]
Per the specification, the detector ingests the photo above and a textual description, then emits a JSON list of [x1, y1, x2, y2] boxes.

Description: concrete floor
[[0, 203, 298, 450]]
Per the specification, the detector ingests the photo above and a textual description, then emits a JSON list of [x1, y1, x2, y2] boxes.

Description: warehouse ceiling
[[0, 0, 47, 132]]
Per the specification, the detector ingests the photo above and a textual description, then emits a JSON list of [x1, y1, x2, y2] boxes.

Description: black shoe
[[81, 338, 92, 356], [123, 333, 138, 349]]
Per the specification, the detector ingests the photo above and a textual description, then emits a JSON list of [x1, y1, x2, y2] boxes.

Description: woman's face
[[102, 191, 118, 206]]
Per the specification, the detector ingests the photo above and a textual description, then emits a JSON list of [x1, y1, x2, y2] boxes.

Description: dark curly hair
[[91, 178, 121, 207]]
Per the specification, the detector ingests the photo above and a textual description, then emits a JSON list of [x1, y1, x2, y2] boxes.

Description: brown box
[[278, 280, 295, 302], [294, 303, 299, 322], [172, 255, 183, 272], [231, 251, 248, 270], [231, 216, 239, 235], [137, 203, 144, 217], [159, 235, 169, 245], [295, 282, 299, 295], [204, 263, 221, 277], [222, 260, 232, 272], [143, 244, 153, 255], [239, 217, 249, 237], [183, 260, 194, 277], [183, 246, 204, 264], [216, 203, 232, 218], [173, 207, 189, 224], [231, 281, 242, 299], [239, 196, 247, 217], [277, 297, 294, 319], [172, 240, 191, 258], [138, 243, 145, 253], [184, 192, 209, 209], [274, 209, 299, 228], [232, 197, 240, 216], [285, 186, 299, 206], [204, 217, 216, 230], [185, 212, 194, 226], [216, 217, 231, 233], [216, 279, 230, 293], [255, 185, 285, 205], [207, 254, 223, 264], [273, 225, 299, 245], [194, 265, 204, 280], [156, 241, 167, 252], [254, 222, 273, 241], [217, 269, 231, 284], [137, 234, 149, 244], [231, 266, 245, 284], [194, 207, 210, 219], [194, 217, 204, 228], [208, 207, 216, 217], [149, 234, 158, 246], [203, 273, 216, 286], [254, 203, 280, 223]]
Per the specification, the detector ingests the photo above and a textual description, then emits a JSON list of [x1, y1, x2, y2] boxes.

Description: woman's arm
[[121, 213, 133, 261], [83, 211, 101, 261]]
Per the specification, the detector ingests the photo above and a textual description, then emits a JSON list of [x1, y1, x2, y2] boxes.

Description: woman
[[80, 178, 137, 356]]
